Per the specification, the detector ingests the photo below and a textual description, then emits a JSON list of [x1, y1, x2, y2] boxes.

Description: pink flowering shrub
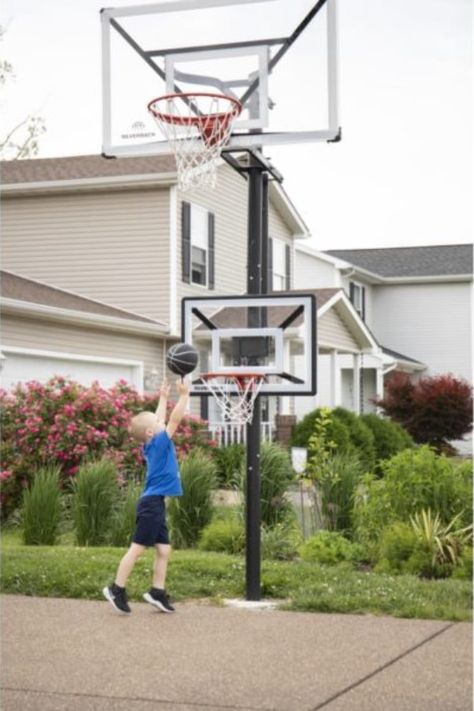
[[0, 376, 216, 521]]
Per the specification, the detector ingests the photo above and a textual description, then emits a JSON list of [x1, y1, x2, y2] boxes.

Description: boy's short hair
[[129, 411, 158, 443]]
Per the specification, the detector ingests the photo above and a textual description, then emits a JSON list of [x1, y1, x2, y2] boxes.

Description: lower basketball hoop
[[199, 372, 265, 425], [147, 92, 242, 192]]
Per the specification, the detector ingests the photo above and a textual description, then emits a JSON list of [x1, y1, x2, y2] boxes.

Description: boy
[[103, 377, 189, 614]]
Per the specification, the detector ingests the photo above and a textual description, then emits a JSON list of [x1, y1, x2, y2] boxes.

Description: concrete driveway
[[1, 595, 472, 711]]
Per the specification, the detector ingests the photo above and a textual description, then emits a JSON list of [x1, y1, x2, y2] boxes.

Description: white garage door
[[1, 347, 143, 392]]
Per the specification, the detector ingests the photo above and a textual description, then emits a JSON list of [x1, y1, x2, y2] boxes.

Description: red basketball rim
[[147, 92, 242, 127]]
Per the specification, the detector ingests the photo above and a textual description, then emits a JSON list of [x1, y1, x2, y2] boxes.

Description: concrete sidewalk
[[1, 595, 472, 711]]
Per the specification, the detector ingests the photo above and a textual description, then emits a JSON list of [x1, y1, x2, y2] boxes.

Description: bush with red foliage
[[375, 372, 473, 453]]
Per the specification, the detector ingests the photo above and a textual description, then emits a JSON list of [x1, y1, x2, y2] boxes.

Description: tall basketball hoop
[[147, 92, 242, 192]]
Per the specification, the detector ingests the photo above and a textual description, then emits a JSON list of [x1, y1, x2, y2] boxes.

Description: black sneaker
[[143, 587, 175, 613], [103, 584, 131, 614]]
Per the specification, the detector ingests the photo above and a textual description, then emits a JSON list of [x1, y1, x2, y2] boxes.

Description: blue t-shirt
[[141, 430, 182, 498]]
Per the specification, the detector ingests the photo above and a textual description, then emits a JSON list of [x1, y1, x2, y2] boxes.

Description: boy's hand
[[159, 379, 171, 398], [176, 378, 190, 397]]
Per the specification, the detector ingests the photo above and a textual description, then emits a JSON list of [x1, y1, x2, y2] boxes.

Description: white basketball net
[[148, 92, 242, 192], [199, 374, 265, 426]]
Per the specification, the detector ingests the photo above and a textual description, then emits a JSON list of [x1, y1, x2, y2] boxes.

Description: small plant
[[261, 519, 302, 561], [168, 450, 216, 548], [299, 530, 363, 566], [109, 482, 142, 548], [198, 515, 245, 554], [409, 508, 473, 569], [375, 521, 418, 574], [22, 466, 61, 545], [73, 459, 120, 546]]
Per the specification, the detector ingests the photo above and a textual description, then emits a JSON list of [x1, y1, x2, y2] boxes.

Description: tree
[[0, 25, 46, 160], [375, 371, 473, 453]]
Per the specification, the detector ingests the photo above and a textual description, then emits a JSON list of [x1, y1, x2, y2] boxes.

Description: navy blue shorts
[[132, 496, 170, 547]]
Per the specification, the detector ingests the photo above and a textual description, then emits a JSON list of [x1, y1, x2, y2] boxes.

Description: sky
[[1, 0, 472, 251]]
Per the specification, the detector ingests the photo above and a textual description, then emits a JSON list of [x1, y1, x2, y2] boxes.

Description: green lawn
[[1, 531, 471, 621]]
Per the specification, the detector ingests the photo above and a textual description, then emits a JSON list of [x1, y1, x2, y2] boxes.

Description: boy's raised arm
[[166, 379, 190, 439], [155, 379, 170, 430]]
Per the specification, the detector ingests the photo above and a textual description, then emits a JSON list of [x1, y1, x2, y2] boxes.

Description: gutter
[[1, 172, 178, 195], [1, 298, 170, 337]]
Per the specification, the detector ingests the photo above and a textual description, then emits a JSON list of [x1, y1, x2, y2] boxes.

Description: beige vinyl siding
[[318, 307, 359, 351], [1, 188, 171, 324], [1, 314, 166, 381], [176, 165, 247, 325], [295, 249, 341, 288], [175, 164, 297, 329]]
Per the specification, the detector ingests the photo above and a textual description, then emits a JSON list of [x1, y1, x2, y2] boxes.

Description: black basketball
[[166, 343, 199, 376]]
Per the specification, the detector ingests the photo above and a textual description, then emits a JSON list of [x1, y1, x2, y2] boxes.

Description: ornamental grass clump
[[73, 458, 120, 546], [260, 442, 296, 528], [109, 481, 142, 548], [22, 466, 62, 545], [168, 450, 217, 548]]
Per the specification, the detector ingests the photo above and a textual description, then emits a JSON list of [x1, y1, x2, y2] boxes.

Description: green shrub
[[353, 447, 473, 551], [290, 408, 353, 452], [73, 459, 120, 546], [22, 466, 62, 545], [375, 522, 418, 574], [168, 450, 216, 548], [109, 482, 142, 548], [198, 515, 245, 554], [332, 408, 376, 472], [360, 413, 414, 472], [211, 443, 245, 489], [261, 519, 302, 561], [452, 547, 473, 580], [260, 442, 296, 527], [299, 530, 363, 566]]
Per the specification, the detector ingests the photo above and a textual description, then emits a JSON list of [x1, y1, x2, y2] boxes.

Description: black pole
[[245, 162, 265, 600]]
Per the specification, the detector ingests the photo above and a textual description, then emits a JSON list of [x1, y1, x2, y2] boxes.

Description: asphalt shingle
[[326, 245, 473, 277]]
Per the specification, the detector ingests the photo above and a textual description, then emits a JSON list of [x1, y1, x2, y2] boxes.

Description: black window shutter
[[361, 286, 366, 321], [268, 237, 273, 292], [285, 244, 291, 290], [208, 212, 215, 290], [182, 201, 191, 284], [349, 281, 355, 303]]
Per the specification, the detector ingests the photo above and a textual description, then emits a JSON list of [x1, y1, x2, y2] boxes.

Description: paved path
[[1, 595, 472, 711]]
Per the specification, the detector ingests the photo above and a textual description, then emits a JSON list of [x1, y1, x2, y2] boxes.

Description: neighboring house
[[0, 154, 371, 439], [0, 269, 168, 392], [296, 242, 473, 453], [2, 155, 470, 448]]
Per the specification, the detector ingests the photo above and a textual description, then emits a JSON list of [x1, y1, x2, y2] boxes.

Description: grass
[[1, 531, 471, 621]]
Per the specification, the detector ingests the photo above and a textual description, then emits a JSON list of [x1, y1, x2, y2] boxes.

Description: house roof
[[0, 154, 177, 184], [381, 346, 424, 365], [0, 270, 166, 326], [325, 244, 473, 278]]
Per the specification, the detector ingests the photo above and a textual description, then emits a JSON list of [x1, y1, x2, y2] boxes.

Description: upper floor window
[[271, 238, 291, 291], [349, 281, 365, 320], [182, 202, 215, 289]]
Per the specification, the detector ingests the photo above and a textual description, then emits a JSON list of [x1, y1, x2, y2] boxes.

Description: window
[[182, 202, 215, 289], [272, 238, 290, 291], [191, 205, 208, 286], [349, 281, 365, 319]]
